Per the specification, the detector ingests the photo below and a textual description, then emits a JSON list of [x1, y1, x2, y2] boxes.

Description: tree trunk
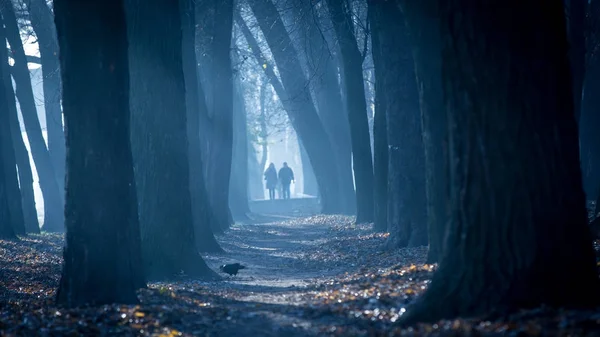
[[372, 2, 427, 248], [580, 57, 600, 205], [238, 6, 342, 213], [369, 2, 388, 233], [325, 0, 375, 223], [2, 57, 39, 233], [54, 0, 145, 307], [0, 22, 22, 238], [0, 22, 25, 236], [180, 0, 224, 253], [2, 1, 64, 232], [207, 0, 235, 232], [229, 82, 251, 217], [400, 0, 449, 263], [566, 0, 586, 123], [299, 142, 318, 197], [289, 1, 355, 212], [400, 0, 600, 325], [127, 0, 219, 281], [0, 137, 16, 239], [26, 0, 66, 195]]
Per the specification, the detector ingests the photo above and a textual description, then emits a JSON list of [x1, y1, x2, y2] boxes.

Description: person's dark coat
[[278, 166, 294, 185], [264, 166, 278, 189]]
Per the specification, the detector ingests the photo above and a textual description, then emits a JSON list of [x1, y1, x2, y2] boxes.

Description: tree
[[0, 13, 25, 237], [127, 0, 219, 280], [180, 0, 224, 253], [229, 81, 251, 217], [286, 0, 355, 212], [242, 2, 343, 213], [324, 0, 375, 223], [54, 0, 145, 306], [371, 1, 427, 248], [369, 1, 388, 233], [206, 0, 235, 232], [400, 0, 600, 325], [1, 47, 39, 234], [399, 0, 449, 263], [1, 0, 64, 232], [25, 0, 66, 195]]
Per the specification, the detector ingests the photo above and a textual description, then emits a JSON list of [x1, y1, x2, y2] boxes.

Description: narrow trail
[[204, 212, 353, 300]]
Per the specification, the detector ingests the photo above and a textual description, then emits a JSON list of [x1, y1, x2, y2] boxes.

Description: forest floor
[[1, 203, 600, 336]]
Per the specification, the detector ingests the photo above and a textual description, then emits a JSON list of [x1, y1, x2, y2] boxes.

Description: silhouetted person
[[278, 162, 295, 200], [264, 163, 278, 200]]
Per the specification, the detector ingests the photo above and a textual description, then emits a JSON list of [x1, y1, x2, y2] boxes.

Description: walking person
[[264, 163, 278, 200], [278, 162, 295, 200]]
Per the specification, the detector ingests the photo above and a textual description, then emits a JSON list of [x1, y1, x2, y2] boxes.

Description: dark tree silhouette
[[1, 1, 64, 233], [0, 22, 18, 240], [54, 0, 145, 306], [0, 45, 39, 234], [127, 0, 219, 280], [400, 0, 600, 325], [25, 0, 66, 195], [400, 0, 449, 263], [371, 2, 427, 248], [369, 1, 388, 233], [0, 14, 25, 237], [207, 0, 235, 232], [325, 0, 374, 223], [180, 0, 224, 253]]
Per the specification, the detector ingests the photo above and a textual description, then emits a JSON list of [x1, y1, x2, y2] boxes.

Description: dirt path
[[203, 213, 354, 299]]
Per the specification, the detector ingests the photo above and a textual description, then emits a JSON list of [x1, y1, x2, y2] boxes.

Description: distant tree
[[324, 0, 375, 223], [0, 37, 38, 234], [0, 15, 25, 237], [242, 2, 343, 213], [229, 81, 251, 217], [54, 0, 145, 306], [0, 23, 18, 240], [180, 0, 224, 253], [286, 0, 355, 211], [400, 0, 600, 324], [127, 0, 219, 280], [1, 0, 64, 232], [24, 0, 66, 194]]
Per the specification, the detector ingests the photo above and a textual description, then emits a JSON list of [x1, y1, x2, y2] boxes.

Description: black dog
[[219, 263, 246, 276]]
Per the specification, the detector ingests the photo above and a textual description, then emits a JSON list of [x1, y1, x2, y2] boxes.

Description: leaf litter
[[1, 214, 600, 336]]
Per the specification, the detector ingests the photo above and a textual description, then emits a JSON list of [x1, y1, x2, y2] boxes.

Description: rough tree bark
[[26, 0, 66, 194], [325, 0, 374, 223], [54, 0, 145, 307], [1, 55, 39, 233], [400, 0, 600, 325], [368, 3, 388, 233], [180, 0, 223, 253], [207, 0, 235, 232], [400, 0, 449, 263], [1, 1, 64, 232], [240, 4, 342, 213], [372, 2, 427, 248], [127, 0, 219, 281]]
